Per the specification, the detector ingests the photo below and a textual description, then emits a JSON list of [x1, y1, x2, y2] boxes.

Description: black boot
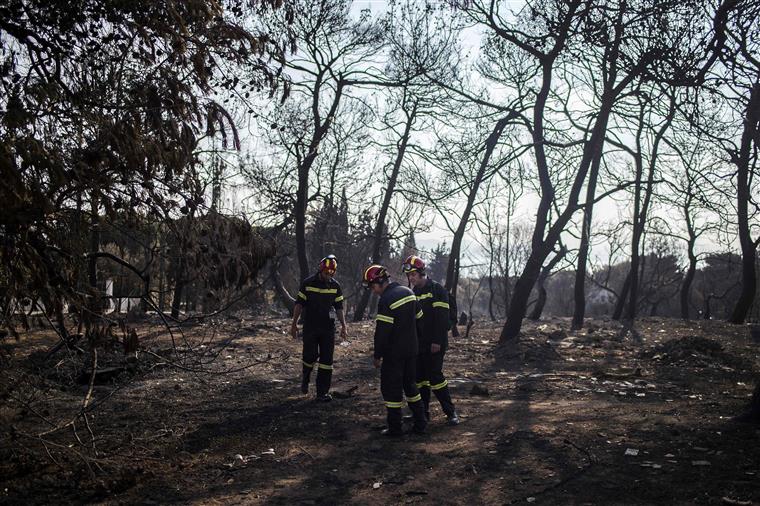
[[383, 407, 403, 436], [433, 386, 456, 420], [408, 400, 427, 434], [420, 386, 431, 421], [315, 365, 333, 398], [301, 367, 312, 394]]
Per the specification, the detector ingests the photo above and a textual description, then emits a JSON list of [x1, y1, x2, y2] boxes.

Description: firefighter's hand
[[290, 324, 299, 340], [373, 358, 382, 369], [340, 324, 348, 340], [431, 343, 441, 354]]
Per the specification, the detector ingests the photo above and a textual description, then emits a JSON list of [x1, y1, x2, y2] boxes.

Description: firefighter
[[402, 255, 460, 425], [364, 264, 427, 436], [291, 255, 348, 402]]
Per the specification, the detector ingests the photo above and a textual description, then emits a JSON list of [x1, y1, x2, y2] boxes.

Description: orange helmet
[[319, 255, 337, 274], [363, 264, 388, 286], [402, 255, 426, 274]]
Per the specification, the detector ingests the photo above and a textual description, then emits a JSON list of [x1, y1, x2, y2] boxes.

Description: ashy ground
[[1, 316, 759, 505]]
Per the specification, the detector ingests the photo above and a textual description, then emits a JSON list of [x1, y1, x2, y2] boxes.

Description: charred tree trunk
[[487, 273, 496, 321], [295, 79, 345, 282], [86, 195, 100, 327], [729, 83, 760, 324], [612, 270, 631, 320], [271, 258, 295, 315], [529, 246, 567, 321], [571, 154, 602, 329], [503, 274, 511, 319], [502, 248, 547, 340], [680, 248, 697, 320], [294, 158, 311, 282], [170, 257, 185, 320], [678, 173, 699, 319], [626, 144, 645, 322], [627, 95, 675, 321], [572, 5, 628, 330], [502, 200, 512, 318], [500, 7, 628, 341], [158, 238, 166, 313], [445, 116, 511, 300], [353, 98, 417, 321]]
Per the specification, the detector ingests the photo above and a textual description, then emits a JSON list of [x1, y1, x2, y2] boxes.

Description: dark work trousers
[[416, 349, 455, 418], [381, 356, 426, 433], [302, 325, 335, 396]]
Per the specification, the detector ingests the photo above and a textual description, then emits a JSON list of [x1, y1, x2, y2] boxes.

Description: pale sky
[[216, 0, 739, 277]]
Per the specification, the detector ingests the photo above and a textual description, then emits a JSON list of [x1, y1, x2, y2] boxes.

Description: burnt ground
[[1, 316, 759, 505]]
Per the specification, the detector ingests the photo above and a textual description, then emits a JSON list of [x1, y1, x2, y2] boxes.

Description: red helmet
[[319, 255, 338, 274], [402, 255, 426, 274], [363, 264, 388, 286]]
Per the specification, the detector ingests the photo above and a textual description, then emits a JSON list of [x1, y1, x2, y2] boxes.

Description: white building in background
[[105, 278, 142, 313]]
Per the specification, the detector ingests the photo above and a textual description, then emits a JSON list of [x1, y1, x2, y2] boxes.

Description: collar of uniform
[[414, 278, 433, 295], [381, 281, 399, 297], [309, 272, 336, 287]]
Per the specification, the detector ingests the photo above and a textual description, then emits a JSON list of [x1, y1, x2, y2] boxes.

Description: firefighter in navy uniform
[[402, 255, 460, 425], [364, 265, 427, 436], [291, 255, 348, 402]]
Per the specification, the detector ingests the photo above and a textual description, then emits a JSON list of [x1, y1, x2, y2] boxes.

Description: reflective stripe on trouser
[[302, 328, 335, 396], [417, 348, 455, 417], [416, 354, 431, 418], [381, 356, 426, 433]]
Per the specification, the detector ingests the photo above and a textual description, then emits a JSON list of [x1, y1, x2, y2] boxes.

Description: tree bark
[[271, 258, 295, 315], [170, 262, 185, 320], [571, 142, 604, 329], [487, 272, 496, 321], [529, 246, 566, 321], [445, 116, 510, 299], [502, 249, 546, 340], [87, 194, 100, 325], [626, 94, 676, 320], [503, 199, 512, 318], [295, 78, 345, 281], [571, 6, 627, 330], [501, 80, 617, 340], [729, 82, 760, 324], [612, 270, 632, 320], [352, 97, 417, 321], [680, 245, 697, 320], [499, 0, 637, 341]]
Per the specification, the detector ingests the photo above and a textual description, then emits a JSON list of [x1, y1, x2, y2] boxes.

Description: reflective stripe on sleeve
[[305, 286, 338, 294], [298, 291, 307, 300], [335, 295, 344, 302], [416, 310, 424, 319], [389, 295, 417, 309], [432, 301, 450, 309], [376, 314, 394, 324]]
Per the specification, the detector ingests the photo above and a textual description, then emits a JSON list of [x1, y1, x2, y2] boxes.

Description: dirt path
[[1, 317, 759, 505]]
